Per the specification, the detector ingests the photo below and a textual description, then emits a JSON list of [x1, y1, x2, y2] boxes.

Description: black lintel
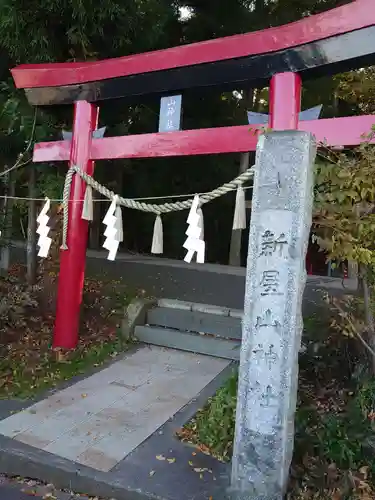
[[24, 26, 375, 106]]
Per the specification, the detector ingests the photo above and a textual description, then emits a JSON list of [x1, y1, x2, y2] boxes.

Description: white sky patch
[[179, 6, 194, 21], [233, 90, 243, 100]]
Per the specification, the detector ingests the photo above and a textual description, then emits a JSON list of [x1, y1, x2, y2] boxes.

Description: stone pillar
[[230, 131, 316, 500]]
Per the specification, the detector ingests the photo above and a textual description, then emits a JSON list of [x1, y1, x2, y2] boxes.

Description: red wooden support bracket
[[53, 101, 98, 349]]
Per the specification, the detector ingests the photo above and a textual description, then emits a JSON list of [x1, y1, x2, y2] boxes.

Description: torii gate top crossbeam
[[11, 0, 375, 106]]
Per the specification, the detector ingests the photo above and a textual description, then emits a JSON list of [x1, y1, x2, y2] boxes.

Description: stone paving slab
[[0, 346, 229, 473], [0, 361, 235, 500]]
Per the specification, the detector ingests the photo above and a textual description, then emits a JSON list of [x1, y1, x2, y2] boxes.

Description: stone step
[[134, 325, 241, 361], [147, 306, 242, 339]]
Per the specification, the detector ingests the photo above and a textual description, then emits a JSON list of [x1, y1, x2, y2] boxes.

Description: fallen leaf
[[156, 455, 166, 461], [167, 458, 176, 464], [149, 470, 155, 477], [21, 489, 37, 496], [359, 465, 370, 478]]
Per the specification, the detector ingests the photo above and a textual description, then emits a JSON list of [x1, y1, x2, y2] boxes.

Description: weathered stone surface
[[121, 298, 156, 340], [157, 298, 193, 310], [191, 303, 230, 316], [147, 307, 242, 339], [135, 325, 241, 360], [231, 131, 316, 499]]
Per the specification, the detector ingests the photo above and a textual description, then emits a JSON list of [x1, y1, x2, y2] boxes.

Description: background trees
[[0, 0, 371, 265]]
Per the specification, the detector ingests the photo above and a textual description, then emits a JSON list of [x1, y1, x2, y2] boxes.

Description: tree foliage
[[314, 137, 375, 267], [336, 68, 375, 115], [0, 0, 373, 262], [0, 79, 60, 194], [0, 0, 180, 64]]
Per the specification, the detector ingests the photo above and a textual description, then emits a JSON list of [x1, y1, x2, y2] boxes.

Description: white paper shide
[[102, 196, 123, 261], [36, 198, 52, 258], [183, 195, 205, 264]]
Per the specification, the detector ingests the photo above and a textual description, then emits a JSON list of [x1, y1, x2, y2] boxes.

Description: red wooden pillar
[[53, 101, 99, 349], [269, 72, 302, 130]]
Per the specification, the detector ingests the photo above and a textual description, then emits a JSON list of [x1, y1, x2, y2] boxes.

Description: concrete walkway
[[0, 484, 36, 499], [0, 482, 75, 499], [0, 477, 95, 499], [0, 346, 229, 473]]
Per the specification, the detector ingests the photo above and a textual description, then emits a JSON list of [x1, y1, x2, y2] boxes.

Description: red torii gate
[[10, 0, 375, 349]]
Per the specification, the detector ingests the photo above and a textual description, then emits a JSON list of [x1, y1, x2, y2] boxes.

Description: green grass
[[180, 315, 375, 497], [182, 370, 375, 476], [182, 371, 238, 461], [0, 332, 132, 400], [0, 270, 141, 400]]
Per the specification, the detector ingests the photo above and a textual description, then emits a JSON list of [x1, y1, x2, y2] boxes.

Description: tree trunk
[[360, 265, 375, 375], [0, 169, 14, 276], [38, 204, 63, 312], [228, 89, 258, 266], [27, 166, 37, 285], [228, 152, 250, 266], [115, 164, 125, 252], [89, 194, 101, 249]]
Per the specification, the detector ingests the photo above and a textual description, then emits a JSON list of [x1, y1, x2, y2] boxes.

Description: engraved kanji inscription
[[255, 309, 280, 329], [250, 382, 278, 407], [252, 343, 278, 370], [167, 97, 177, 116], [265, 345, 277, 370], [260, 270, 281, 295], [260, 385, 277, 407], [166, 119, 174, 130], [260, 230, 288, 256]]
